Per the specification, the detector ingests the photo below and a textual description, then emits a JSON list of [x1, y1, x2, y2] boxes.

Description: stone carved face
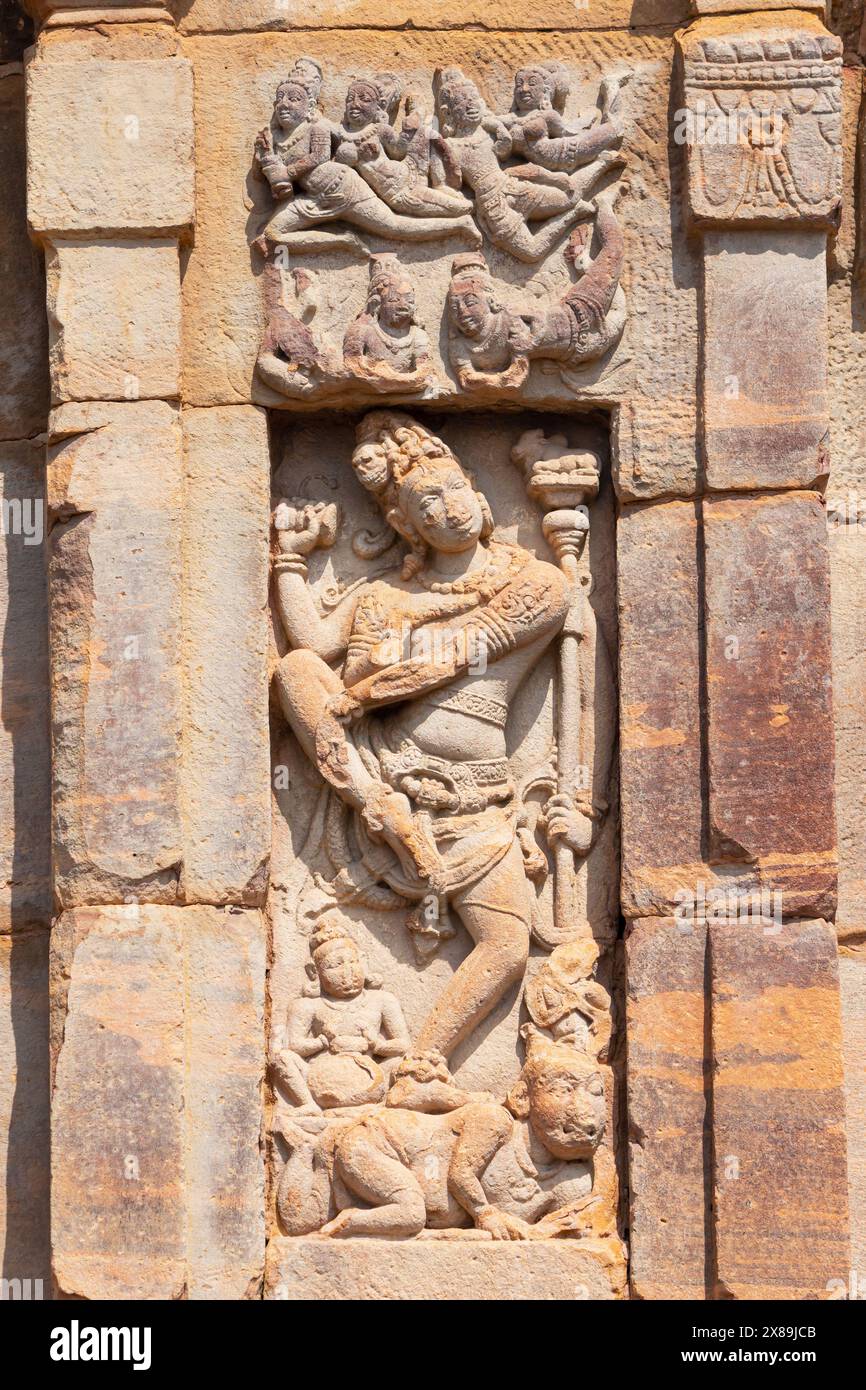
[[400, 465, 485, 553], [513, 68, 549, 114], [378, 281, 415, 330], [448, 283, 495, 338], [344, 80, 382, 131], [314, 939, 366, 999], [437, 78, 484, 137], [508, 1033, 606, 1160], [274, 81, 313, 129]]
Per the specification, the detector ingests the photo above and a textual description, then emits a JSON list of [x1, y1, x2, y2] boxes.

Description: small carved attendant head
[[434, 67, 485, 137], [344, 73, 401, 131], [273, 57, 323, 128], [447, 254, 501, 339], [365, 255, 418, 331], [507, 1026, 606, 1160], [512, 62, 570, 116], [309, 922, 367, 999]]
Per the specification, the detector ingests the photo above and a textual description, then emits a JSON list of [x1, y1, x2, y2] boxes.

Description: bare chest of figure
[[344, 581, 546, 760]]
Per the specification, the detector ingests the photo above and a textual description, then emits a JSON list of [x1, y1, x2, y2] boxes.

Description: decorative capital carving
[[678, 13, 842, 230]]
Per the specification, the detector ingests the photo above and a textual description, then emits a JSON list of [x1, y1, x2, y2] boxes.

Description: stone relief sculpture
[[342, 255, 432, 393], [251, 57, 629, 405], [681, 29, 842, 225], [252, 52, 625, 1259], [268, 410, 620, 1253], [254, 58, 480, 256]]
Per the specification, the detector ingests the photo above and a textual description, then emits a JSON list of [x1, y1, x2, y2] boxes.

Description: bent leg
[[415, 840, 532, 1057], [325, 1126, 427, 1238]]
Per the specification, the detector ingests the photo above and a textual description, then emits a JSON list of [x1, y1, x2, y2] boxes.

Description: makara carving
[[269, 411, 620, 1254], [251, 56, 630, 404]]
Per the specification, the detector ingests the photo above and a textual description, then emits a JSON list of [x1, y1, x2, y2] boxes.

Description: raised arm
[[273, 500, 359, 662]]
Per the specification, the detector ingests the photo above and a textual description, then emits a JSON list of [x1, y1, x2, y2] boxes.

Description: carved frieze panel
[[266, 411, 622, 1264], [247, 56, 631, 410]]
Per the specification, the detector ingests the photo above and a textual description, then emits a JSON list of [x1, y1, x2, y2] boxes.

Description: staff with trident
[[511, 431, 602, 945]]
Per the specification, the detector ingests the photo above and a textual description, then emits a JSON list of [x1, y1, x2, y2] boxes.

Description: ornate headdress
[[351, 412, 491, 579]]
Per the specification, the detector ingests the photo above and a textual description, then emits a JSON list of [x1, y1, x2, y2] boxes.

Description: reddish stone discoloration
[[702, 231, 830, 493], [710, 917, 850, 1300], [702, 491, 837, 917], [626, 917, 710, 1300], [618, 500, 705, 919], [51, 905, 265, 1301]]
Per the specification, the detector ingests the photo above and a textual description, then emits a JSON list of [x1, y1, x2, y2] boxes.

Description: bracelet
[[273, 554, 308, 577]]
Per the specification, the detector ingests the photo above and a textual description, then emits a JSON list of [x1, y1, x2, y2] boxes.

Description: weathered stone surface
[[710, 917, 849, 1300], [180, 406, 271, 905], [703, 231, 829, 492], [51, 905, 265, 1300], [0, 439, 51, 934], [264, 1235, 626, 1301], [689, 0, 828, 13], [26, 54, 194, 238], [839, 953, 866, 1288], [0, 930, 50, 1290], [703, 492, 837, 917], [176, 0, 687, 35], [47, 400, 184, 906], [25, 1, 172, 20], [618, 499, 704, 917], [0, 69, 48, 439], [46, 239, 181, 405], [625, 916, 708, 1300], [679, 13, 843, 230]]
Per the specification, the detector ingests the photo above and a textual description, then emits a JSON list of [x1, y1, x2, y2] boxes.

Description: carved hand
[[274, 499, 340, 556], [544, 792, 595, 856]]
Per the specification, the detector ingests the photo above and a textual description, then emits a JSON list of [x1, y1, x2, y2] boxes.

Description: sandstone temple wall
[[0, 0, 864, 1300]]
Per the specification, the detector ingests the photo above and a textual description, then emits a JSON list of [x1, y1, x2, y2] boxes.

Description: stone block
[[46, 239, 181, 405], [626, 916, 708, 1300], [180, 406, 271, 906], [710, 917, 849, 1299], [47, 401, 184, 906], [679, 14, 842, 230], [618, 499, 704, 917], [703, 491, 837, 917], [0, 930, 50, 1291], [264, 1235, 626, 1301], [0, 70, 48, 438], [27, 55, 194, 238], [839, 954, 866, 1291], [51, 904, 265, 1300], [0, 439, 51, 933], [703, 231, 829, 492]]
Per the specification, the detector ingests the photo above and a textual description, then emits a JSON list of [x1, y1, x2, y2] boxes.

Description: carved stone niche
[[264, 408, 624, 1299]]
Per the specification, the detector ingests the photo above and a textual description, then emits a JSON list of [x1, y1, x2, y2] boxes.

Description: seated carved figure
[[334, 74, 472, 219], [504, 64, 626, 174], [277, 1032, 608, 1240], [273, 922, 410, 1114], [342, 255, 432, 393], [446, 252, 529, 393], [254, 59, 479, 254], [272, 411, 584, 1062]]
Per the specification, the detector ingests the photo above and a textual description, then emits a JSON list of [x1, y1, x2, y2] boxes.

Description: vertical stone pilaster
[[25, 6, 269, 1297], [675, 6, 850, 1298]]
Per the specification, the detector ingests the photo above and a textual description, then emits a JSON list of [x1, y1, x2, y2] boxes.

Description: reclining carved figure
[[276, 1031, 609, 1240]]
